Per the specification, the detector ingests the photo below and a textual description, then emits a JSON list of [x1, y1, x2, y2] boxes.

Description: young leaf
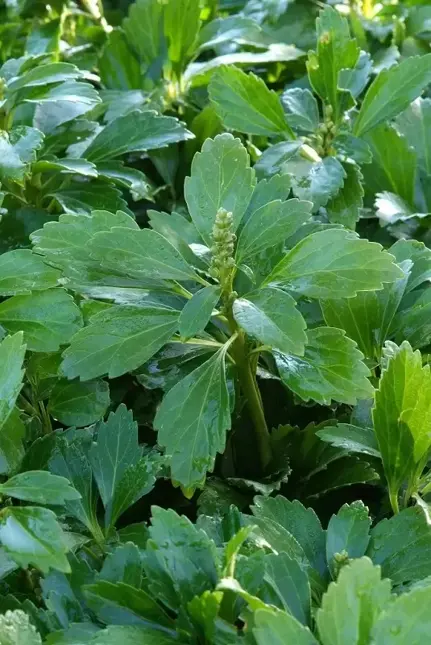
[[89, 227, 201, 282], [236, 198, 312, 263], [48, 378, 110, 427], [61, 305, 179, 380], [316, 558, 391, 645], [164, 0, 201, 74], [83, 111, 193, 162], [373, 342, 431, 509], [0, 507, 70, 573], [232, 288, 307, 355], [306, 7, 359, 121], [372, 585, 431, 644], [251, 496, 326, 577], [0, 289, 83, 352], [275, 327, 373, 405], [144, 507, 218, 610], [264, 228, 403, 299], [154, 346, 231, 490], [184, 133, 255, 246], [326, 502, 371, 576], [0, 250, 60, 296], [367, 506, 431, 585], [0, 471, 80, 505], [209, 66, 293, 137], [354, 54, 431, 136], [178, 286, 220, 339], [253, 608, 319, 645], [98, 542, 142, 587], [0, 333, 26, 433]]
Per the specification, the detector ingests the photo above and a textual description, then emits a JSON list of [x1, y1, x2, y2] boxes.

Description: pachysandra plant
[[2, 0, 431, 641], [21, 130, 405, 494]]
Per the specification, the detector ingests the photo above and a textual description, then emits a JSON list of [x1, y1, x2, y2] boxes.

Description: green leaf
[[321, 260, 411, 359], [184, 133, 255, 246], [275, 327, 374, 405], [281, 88, 319, 133], [392, 288, 431, 349], [316, 424, 380, 458], [31, 210, 138, 271], [61, 305, 179, 380], [154, 347, 231, 490], [48, 379, 110, 427], [97, 162, 152, 201], [51, 183, 130, 217], [32, 81, 101, 134], [325, 163, 363, 230], [87, 404, 160, 528], [0, 410, 25, 476], [178, 286, 220, 339], [253, 608, 319, 645], [316, 558, 391, 645], [232, 288, 307, 355], [0, 333, 26, 433], [164, 0, 200, 73], [366, 506, 431, 585], [0, 471, 80, 505], [262, 553, 311, 626], [84, 111, 193, 163], [396, 97, 431, 175], [91, 625, 182, 645], [373, 342, 431, 508], [32, 157, 98, 178], [291, 157, 346, 211], [89, 227, 200, 282], [306, 7, 359, 121], [0, 289, 83, 352], [363, 124, 416, 206], [0, 507, 70, 573], [236, 198, 312, 263], [123, 0, 164, 66], [50, 438, 100, 538], [354, 54, 431, 136], [7, 62, 84, 92], [0, 127, 44, 183], [390, 239, 431, 293], [98, 542, 142, 587], [83, 580, 173, 629], [108, 455, 162, 527], [372, 585, 431, 644], [198, 16, 262, 51], [251, 496, 326, 577], [264, 228, 403, 299], [0, 250, 60, 297], [326, 502, 371, 575], [209, 66, 293, 138], [99, 30, 141, 90], [144, 506, 218, 610]]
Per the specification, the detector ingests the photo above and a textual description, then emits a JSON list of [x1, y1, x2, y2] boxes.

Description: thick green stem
[[389, 490, 399, 515], [228, 318, 272, 470]]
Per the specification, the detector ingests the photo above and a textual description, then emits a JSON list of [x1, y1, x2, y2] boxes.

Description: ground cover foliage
[[1, 0, 431, 641]]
